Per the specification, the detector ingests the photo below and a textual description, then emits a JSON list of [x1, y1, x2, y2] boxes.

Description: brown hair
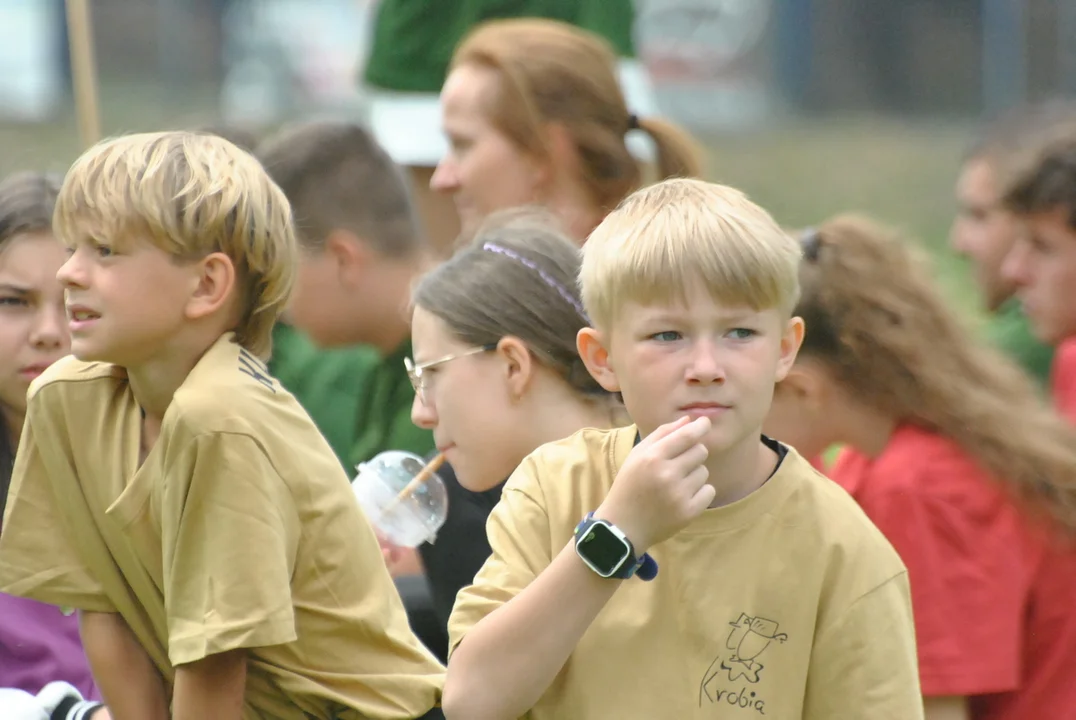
[[1003, 119, 1076, 231], [413, 209, 608, 399], [257, 120, 423, 257], [451, 18, 705, 215], [54, 131, 296, 359], [796, 214, 1076, 533], [0, 171, 61, 245]]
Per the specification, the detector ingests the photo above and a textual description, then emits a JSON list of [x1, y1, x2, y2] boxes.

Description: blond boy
[[0, 132, 444, 719], [442, 179, 922, 719]]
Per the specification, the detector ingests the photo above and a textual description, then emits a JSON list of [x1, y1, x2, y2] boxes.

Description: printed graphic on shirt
[[699, 613, 788, 714]]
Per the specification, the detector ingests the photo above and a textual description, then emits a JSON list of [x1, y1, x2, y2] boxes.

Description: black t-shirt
[[417, 460, 505, 626]]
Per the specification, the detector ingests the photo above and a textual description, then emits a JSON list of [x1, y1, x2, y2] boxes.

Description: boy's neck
[[1, 406, 22, 450], [705, 433, 778, 509], [361, 256, 425, 356], [127, 338, 217, 430], [367, 312, 411, 357]]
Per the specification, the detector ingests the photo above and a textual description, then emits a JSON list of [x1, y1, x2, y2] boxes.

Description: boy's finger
[[654, 416, 712, 457], [671, 443, 709, 474], [687, 482, 717, 516], [639, 415, 692, 448]]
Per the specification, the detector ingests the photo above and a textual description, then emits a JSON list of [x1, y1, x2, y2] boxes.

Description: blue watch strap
[[634, 550, 659, 581]]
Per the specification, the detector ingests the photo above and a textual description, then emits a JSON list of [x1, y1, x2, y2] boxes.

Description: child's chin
[[71, 343, 116, 364]]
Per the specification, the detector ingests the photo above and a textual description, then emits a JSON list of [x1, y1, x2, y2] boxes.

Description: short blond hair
[[581, 178, 801, 331], [54, 131, 297, 359]]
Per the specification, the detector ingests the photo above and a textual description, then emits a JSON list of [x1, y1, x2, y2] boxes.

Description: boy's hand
[[594, 416, 714, 553]]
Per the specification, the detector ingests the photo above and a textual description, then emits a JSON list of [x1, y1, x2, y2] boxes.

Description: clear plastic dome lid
[[351, 450, 448, 548]]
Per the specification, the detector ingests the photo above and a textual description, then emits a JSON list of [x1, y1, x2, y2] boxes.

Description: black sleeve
[[417, 459, 504, 626]]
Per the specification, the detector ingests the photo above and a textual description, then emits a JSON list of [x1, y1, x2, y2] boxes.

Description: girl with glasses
[[399, 210, 624, 657]]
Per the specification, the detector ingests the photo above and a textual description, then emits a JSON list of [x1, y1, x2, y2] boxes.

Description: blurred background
[[2, 0, 1075, 318]]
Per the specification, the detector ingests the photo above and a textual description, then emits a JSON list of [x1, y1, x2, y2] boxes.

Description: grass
[[701, 117, 980, 317]]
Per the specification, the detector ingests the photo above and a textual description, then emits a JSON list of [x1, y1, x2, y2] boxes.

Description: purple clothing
[[0, 592, 99, 700]]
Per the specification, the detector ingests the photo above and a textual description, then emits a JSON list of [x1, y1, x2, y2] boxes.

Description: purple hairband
[[482, 242, 590, 323]]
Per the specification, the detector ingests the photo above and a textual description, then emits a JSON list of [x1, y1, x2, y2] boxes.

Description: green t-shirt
[[363, 0, 636, 93], [345, 339, 435, 468], [269, 324, 434, 471], [268, 323, 380, 467], [985, 299, 1055, 386]]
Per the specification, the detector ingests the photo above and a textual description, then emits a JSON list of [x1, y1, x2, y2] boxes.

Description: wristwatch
[[573, 512, 658, 581]]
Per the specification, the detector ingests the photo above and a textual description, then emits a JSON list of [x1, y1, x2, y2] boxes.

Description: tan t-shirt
[[0, 334, 444, 720], [448, 426, 923, 719]]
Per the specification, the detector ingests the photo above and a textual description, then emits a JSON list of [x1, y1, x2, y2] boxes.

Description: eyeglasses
[[404, 343, 497, 405]]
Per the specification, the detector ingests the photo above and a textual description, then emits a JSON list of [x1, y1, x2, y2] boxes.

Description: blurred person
[[767, 216, 1076, 720], [1001, 119, 1076, 422], [950, 107, 1072, 385], [257, 120, 435, 473], [0, 172, 103, 713], [257, 120, 446, 654], [360, 1, 658, 254], [431, 18, 704, 247]]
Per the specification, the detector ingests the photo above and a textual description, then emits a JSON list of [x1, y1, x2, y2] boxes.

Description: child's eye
[[95, 244, 114, 258], [651, 331, 682, 342], [727, 328, 756, 340], [0, 297, 27, 308], [1028, 235, 1051, 255]]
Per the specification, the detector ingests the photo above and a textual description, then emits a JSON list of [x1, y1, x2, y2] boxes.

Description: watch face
[[578, 522, 632, 576]]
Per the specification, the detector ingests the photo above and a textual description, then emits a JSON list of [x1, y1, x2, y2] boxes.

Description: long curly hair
[[797, 214, 1076, 534]]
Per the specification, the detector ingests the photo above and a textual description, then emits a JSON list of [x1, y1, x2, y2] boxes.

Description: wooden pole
[[65, 0, 102, 148]]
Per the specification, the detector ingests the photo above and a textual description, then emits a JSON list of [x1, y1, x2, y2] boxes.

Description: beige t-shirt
[[0, 334, 444, 719], [449, 426, 923, 719]]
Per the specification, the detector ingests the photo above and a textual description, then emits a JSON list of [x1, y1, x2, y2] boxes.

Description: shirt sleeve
[[161, 431, 301, 665], [867, 463, 1031, 696], [446, 464, 554, 659], [0, 400, 115, 612], [804, 572, 924, 720]]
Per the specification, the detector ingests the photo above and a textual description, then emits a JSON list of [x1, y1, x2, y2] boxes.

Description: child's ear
[[775, 316, 806, 382], [186, 251, 236, 320], [325, 230, 371, 286], [577, 327, 620, 392], [498, 336, 535, 400]]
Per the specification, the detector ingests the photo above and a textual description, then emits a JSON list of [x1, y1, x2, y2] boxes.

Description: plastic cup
[[351, 450, 448, 547]]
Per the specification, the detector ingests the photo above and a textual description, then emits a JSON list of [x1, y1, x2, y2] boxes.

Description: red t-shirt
[[830, 426, 1076, 720], [1050, 338, 1076, 423]]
